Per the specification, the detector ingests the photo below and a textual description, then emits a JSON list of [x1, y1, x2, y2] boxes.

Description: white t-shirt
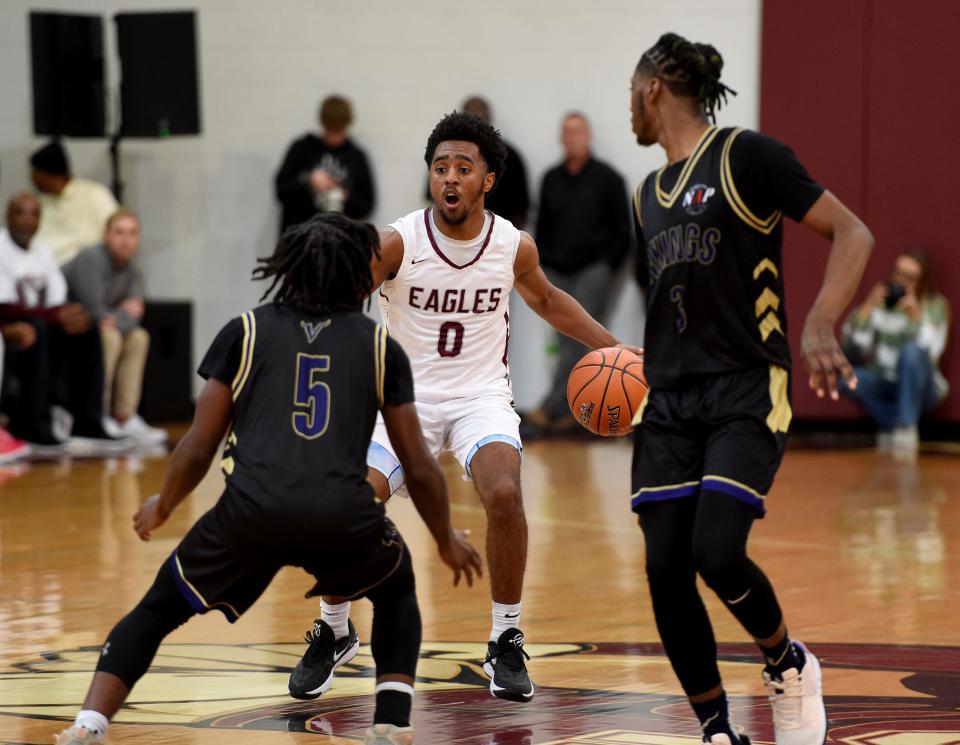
[[379, 208, 521, 403], [37, 177, 118, 265], [0, 228, 68, 308]]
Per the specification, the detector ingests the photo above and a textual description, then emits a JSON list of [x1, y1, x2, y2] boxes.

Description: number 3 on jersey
[[292, 353, 331, 439], [438, 321, 464, 357]]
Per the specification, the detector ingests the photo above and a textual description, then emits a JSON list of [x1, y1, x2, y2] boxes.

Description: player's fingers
[[452, 566, 461, 587], [462, 564, 474, 587]]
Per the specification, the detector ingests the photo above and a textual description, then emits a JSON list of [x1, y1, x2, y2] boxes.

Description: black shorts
[[631, 365, 791, 517], [168, 488, 404, 622]]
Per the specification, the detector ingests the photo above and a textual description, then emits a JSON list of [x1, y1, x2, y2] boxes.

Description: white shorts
[[367, 393, 522, 497]]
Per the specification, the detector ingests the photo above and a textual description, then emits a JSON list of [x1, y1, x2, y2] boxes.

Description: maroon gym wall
[[760, 0, 958, 421]]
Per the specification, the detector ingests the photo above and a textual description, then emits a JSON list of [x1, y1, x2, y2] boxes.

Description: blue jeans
[[841, 342, 941, 430]]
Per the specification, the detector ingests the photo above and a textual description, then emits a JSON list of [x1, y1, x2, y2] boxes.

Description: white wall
[[0, 0, 760, 405]]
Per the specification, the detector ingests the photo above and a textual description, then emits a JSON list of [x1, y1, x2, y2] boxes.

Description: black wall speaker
[[30, 12, 106, 137], [115, 12, 201, 137]]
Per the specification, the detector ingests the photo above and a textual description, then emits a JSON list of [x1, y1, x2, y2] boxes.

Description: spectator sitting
[[525, 112, 631, 433], [0, 192, 113, 449], [841, 250, 951, 451], [274, 94, 375, 233], [63, 209, 166, 444], [30, 141, 119, 266]]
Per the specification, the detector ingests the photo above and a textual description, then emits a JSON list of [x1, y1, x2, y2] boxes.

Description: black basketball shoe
[[482, 627, 534, 702], [288, 619, 360, 700]]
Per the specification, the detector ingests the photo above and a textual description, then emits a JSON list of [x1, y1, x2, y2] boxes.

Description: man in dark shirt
[[54, 214, 481, 745], [528, 112, 631, 431], [275, 95, 376, 233]]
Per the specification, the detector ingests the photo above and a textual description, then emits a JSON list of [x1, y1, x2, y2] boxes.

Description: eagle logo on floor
[[1, 642, 958, 743]]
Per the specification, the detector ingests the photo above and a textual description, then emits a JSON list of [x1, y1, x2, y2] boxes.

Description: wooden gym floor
[[1, 439, 958, 744]]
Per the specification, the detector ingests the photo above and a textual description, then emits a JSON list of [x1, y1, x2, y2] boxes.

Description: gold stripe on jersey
[[631, 390, 650, 426], [232, 311, 257, 401], [759, 310, 784, 342], [230, 313, 251, 392], [755, 288, 781, 318], [721, 129, 783, 234], [654, 125, 720, 208], [701, 474, 766, 501], [173, 553, 242, 620], [633, 184, 644, 228], [766, 365, 792, 433], [753, 258, 779, 280]]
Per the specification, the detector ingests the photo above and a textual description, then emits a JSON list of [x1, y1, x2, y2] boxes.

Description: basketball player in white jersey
[[289, 112, 635, 709]]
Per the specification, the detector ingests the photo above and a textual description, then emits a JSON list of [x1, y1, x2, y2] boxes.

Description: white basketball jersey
[[379, 208, 521, 403]]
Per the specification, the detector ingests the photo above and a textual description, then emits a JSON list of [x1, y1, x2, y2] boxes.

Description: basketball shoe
[[54, 726, 102, 744], [0, 426, 30, 464], [364, 723, 414, 744], [762, 640, 827, 744], [483, 628, 534, 702], [703, 732, 751, 744], [288, 618, 359, 699]]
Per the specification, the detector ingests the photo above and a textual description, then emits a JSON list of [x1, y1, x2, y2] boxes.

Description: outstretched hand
[[133, 494, 170, 542], [800, 316, 856, 400], [438, 528, 483, 587]]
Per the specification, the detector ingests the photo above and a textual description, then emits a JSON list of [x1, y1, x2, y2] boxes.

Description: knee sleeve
[[96, 562, 195, 689], [366, 546, 421, 680], [694, 491, 783, 639]]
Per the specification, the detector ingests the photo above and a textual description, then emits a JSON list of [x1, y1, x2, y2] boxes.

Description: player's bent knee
[[96, 564, 196, 688], [479, 480, 522, 516]]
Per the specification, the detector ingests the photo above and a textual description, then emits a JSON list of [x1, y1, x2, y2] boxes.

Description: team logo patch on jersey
[[300, 319, 331, 343], [681, 183, 716, 215]]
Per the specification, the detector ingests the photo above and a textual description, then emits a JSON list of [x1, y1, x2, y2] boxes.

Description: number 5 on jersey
[[292, 353, 331, 439]]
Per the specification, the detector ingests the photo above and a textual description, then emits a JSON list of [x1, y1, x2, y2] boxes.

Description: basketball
[[566, 347, 648, 437]]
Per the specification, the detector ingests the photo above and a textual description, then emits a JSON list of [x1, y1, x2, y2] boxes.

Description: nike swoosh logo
[[411, 257, 430, 265], [504, 613, 520, 618]]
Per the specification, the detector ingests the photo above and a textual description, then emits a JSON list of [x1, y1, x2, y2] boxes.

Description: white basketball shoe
[[762, 640, 827, 745]]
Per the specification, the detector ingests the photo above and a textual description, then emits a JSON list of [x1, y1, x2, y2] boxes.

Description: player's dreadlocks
[[636, 32, 737, 122], [424, 112, 508, 192], [253, 213, 380, 314]]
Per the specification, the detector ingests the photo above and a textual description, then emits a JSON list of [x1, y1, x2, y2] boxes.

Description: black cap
[[30, 141, 70, 177]]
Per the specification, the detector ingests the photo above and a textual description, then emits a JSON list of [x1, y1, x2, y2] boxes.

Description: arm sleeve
[[63, 253, 107, 320], [344, 148, 375, 220], [275, 139, 311, 203], [197, 316, 245, 386], [729, 130, 825, 223], [44, 251, 68, 307], [382, 335, 415, 406]]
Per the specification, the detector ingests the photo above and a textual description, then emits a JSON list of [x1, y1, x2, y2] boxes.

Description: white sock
[[375, 681, 415, 696], [490, 601, 522, 642], [75, 710, 109, 737], [321, 599, 351, 640]]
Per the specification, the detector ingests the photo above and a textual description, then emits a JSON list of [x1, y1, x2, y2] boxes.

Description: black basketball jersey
[[198, 304, 414, 517], [634, 126, 824, 389]]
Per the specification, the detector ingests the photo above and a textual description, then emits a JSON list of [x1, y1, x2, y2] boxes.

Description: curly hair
[[424, 112, 507, 191], [636, 32, 737, 122], [252, 213, 380, 314]]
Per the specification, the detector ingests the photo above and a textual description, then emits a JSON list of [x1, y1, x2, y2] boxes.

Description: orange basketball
[[566, 347, 648, 437]]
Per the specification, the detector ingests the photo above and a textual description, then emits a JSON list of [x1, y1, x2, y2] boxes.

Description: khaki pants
[[102, 326, 150, 420]]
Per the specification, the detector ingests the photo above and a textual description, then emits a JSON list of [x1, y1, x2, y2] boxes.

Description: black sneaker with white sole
[[288, 619, 360, 699], [482, 627, 534, 702]]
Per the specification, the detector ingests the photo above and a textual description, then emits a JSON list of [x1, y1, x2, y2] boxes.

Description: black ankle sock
[[760, 634, 804, 676], [373, 689, 411, 727], [691, 692, 729, 736]]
